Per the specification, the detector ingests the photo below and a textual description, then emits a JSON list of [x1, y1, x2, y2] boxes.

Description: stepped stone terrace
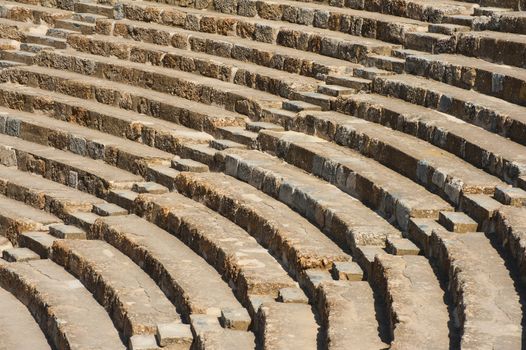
[[0, 0, 525, 349]]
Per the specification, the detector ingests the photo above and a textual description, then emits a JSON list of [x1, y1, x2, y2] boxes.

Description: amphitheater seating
[[0, 0, 525, 348]]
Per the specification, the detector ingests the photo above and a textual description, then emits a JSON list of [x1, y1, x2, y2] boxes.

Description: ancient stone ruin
[[0, 0, 525, 348]]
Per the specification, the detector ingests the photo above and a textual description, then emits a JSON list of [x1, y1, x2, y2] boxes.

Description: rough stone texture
[[438, 211, 478, 233], [0, 285, 51, 350], [0, 193, 61, 244], [51, 239, 181, 340], [2, 247, 40, 262], [91, 214, 245, 321], [0, 164, 105, 218], [0, 259, 125, 350], [495, 206, 526, 284], [258, 129, 453, 230], [135, 192, 297, 302], [0, 0, 525, 348], [156, 322, 192, 349], [373, 254, 449, 349], [255, 302, 318, 349], [174, 171, 351, 275], [223, 148, 401, 248], [430, 230, 522, 349], [318, 280, 388, 349]]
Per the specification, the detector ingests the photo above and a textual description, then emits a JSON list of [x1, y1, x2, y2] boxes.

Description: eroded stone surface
[[0, 0, 525, 349]]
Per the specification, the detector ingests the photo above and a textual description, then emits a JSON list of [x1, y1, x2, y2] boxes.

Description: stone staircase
[[0, 0, 524, 349]]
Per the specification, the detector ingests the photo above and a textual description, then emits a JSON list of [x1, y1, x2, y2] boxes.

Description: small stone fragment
[[277, 287, 309, 303]]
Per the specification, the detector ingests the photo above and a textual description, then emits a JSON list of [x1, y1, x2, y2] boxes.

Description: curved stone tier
[[0, 0, 524, 348]]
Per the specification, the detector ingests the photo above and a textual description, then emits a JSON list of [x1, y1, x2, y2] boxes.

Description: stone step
[[211, 0, 432, 42], [246, 121, 284, 133], [222, 148, 402, 249], [0, 50, 35, 64], [456, 30, 526, 69], [151, 163, 187, 181], [372, 254, 450, 349], [0, 133, 143, 197], [495, 186, 526, 207], [106, 189, 138, 213], [0, 18, 34, 41], [67, 34, 321, 100], [480, 0, 522, 11], [266, 109, 504, 205], [179, 144, 221, 170], [0, 164, 105, 219], [0, 60, 25, 68], [459, 193, 503, 229], [190, 314, 255, 349], [92, 214, 250, 325], [258, 130, 453, 230], [365, 54, 405, 73], [282, 100, 322, 112], [174, 171, 351, 276], [0, 259, 125, 349], [0, 285, 51, 349], [25, 34, 67, 49], [391, 48, 422, 59], [474, 7, 514, 16], [118, 2, 398, 63], [54, 19, 95, 34], [257, 108, 299, 131], [173, 171, 394, 346], [49, 223, 86, 239], [317, 84, 355, 97], [318, 280, 389, 349], [296, 91, 336, 111], [1, 65, 236, 136], [385, 237, 420, 255], [331, 261, 363, 281], [171, 158, 209, 172], [101, 18, 358, 79], [18, 231, 57, 258], [0, 193, 62, 244], [443, 14, 475, 27], [405, 51, 526, 108], [325, 75, 372, 91], [45, 27, 77, 39], [51, 239, 183, 341], [72, 12, 106, 24], [428, 23, 471, 35], [132, 181, 169, 195], [491, 11, 526, 34], [299, 0, 477, 22], [354, 66, 395, 80], [0, 101, 175, 176], [255, 302, 318, 349], [34, 49, 282, 120], [406, 217, 447, 253], [217, 126, 258, 147], [210, 138, 247, 151], [92, 202, 128, 216], [0, 38, 19, 50], [2, 247, 40, 262], [19, 42, 53, 53], [74, 2, 117, 18], [494, 205, 526, 283], [438, 211, 479, 232], [345, 93, 526, 185], [404, 31, 456, 54], [0, 0, 71, 25], [429, 229, 522, 348], [133, 192, 299, 304]]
